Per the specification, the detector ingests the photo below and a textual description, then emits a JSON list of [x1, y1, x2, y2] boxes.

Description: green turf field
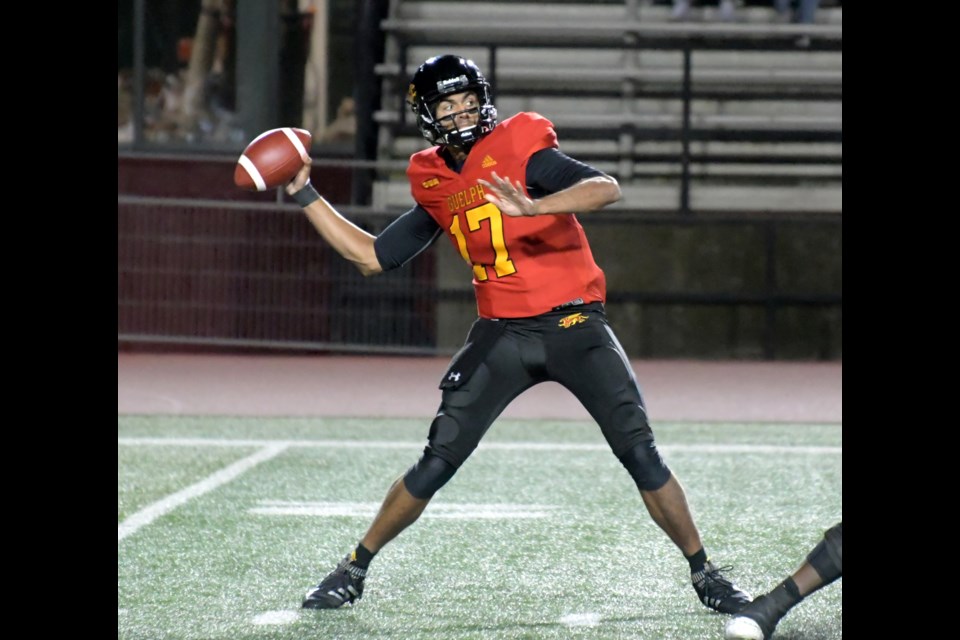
[[118, 416, 842, 640]]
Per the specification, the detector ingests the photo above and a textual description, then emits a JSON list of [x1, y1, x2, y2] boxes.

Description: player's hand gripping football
[[285, 158, 314, 196], [478, 172, 537, 217]]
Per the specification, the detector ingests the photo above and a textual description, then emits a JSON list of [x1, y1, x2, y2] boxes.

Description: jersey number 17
[[449, 203, 517, 281]]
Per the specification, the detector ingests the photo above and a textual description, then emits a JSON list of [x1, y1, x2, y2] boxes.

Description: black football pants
[[427, 303, 658, 468]]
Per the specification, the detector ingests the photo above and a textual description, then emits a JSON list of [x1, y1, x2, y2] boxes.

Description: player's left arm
[[479, 148, 621, 217]]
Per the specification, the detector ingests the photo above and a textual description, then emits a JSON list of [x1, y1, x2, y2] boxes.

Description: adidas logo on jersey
[[481, 155, 497, 168]]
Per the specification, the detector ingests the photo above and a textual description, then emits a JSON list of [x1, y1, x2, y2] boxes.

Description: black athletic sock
[[686, 548, 708, 574], [766, 577, 803, 615], [351, 542, 376, 569]]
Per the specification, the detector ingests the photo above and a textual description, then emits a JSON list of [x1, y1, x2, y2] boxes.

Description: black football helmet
[[407, 55, 498, 148]]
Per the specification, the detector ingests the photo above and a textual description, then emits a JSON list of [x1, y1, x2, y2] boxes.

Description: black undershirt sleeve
[[373, 205, 442, 271], [524, 147, 606, 198]]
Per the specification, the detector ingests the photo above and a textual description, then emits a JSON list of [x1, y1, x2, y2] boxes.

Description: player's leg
[[401, 319, 538, 500], [362, 328, 536, 549], [304, 319, 535, 608], [546, 310, 694, 546], [547, 307, 750, 613], [359, 475, 432, 553]]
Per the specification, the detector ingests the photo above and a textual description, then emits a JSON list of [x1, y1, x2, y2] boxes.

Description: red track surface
[[118, 354, 841, 423]]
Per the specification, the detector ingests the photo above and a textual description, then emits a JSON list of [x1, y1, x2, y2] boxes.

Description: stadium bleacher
[[372, 1, 842, 213]]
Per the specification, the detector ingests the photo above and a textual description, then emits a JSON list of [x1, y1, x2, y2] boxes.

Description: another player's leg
[[725, 522, 842, 639]]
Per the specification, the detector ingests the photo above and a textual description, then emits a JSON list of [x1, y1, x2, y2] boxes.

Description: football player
[[725, 522, 842, 639], [287, 54, 751, 616]]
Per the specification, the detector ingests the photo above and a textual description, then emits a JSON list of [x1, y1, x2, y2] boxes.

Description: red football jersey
[[407, 112, 607, 318]]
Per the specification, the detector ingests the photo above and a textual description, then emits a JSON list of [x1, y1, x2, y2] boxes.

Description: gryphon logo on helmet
[[436, 75, 468, 91]]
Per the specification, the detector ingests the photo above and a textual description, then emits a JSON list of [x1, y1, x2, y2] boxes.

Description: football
[[234, 127, 312, 191]]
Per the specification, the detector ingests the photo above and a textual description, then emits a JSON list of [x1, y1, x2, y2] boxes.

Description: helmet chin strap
[[442, 124, 479, 147], [442, 130, 478, 160], [447, 140, 475, 156]]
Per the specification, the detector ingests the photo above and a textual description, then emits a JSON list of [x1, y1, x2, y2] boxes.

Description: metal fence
[[118, 193, 440, 354], [118, 154, 841, 359]]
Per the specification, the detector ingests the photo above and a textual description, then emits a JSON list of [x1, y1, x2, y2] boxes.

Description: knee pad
[[427, 413, 462, 449], [806, 522, 842, 584], [618, 440, 671, 491], [604, 402, 653, 454], [403, 451, 457, 499]]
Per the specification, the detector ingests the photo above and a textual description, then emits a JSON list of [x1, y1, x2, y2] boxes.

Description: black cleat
[[302, 556, 366, 609], [724, 593, 784, 639], [692, 562, 752, 614]]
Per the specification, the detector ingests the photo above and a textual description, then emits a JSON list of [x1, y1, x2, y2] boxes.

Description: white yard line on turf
[[560, 612, 602, 628], [118, 443, 288, 542], [249, 501, 556, 519], [251, 611, 298, 626], [118, 437, 840, 455]]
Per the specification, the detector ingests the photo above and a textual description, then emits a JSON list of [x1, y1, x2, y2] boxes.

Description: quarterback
[[286, 54, 751, 617]]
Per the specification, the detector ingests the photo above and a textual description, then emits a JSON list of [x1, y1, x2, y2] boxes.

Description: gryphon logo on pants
[[558, 313, 588, 329]]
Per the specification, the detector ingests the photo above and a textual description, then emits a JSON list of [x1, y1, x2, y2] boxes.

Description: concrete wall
[[434, 216, 841, 360]]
